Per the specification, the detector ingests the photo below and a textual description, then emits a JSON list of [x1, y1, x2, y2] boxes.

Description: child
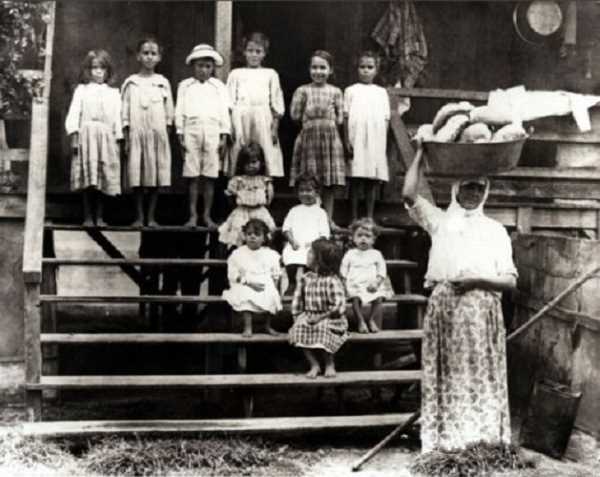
[[289, 50, 346, 229], [121, 37, 174, 226], [288, 238, 348, 378], [65, 49, 122, 226], [175, 44, 231, 228], [340, 217, 394, 333], [222, 218, 283, 337], [344, 51, 390, 221], [282, 172, 330, 293], [227, 32, 284, 177], [218, 142, 276, 248]]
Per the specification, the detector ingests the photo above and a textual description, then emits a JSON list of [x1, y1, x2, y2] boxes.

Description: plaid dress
[[288, 272, 348, 354], [289, 84, 346, 187]]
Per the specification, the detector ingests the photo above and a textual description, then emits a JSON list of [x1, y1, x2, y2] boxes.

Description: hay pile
[[410, 442, 534, 477], [0, 432, 72, 470]]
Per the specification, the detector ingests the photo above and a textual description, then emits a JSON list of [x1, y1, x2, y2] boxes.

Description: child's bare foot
[[266, 326, 283, 336], [324, 364, 336, 378], [203, 216, 218, 229], [82, 217, 94, 227], [306, 366, 320, 379], [184, 216, 198, 228], [96, 218, 107, 227], [242, 327, 252, 338], [368, 320, 380, 333], [130, 218, 144, 227], [147, 219, 158, 228], [357, 321, 369, 333]]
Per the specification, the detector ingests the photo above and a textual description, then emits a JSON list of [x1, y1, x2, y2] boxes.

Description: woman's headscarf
[[445, 177, 490, 232]]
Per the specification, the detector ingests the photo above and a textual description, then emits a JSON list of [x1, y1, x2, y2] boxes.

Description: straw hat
[[185, 44, 224, 66]]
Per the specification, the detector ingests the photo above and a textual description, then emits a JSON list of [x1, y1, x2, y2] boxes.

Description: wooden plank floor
[[18, 413, 417, 437]]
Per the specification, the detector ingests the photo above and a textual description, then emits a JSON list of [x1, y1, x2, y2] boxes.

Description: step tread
[[27, 370, 422, 389], [45, 222, 407, 235], [40, 329, 424, 344], [18, 413, 418, 437], [42, 258, 418, 268], [39, 293, 428, 304]]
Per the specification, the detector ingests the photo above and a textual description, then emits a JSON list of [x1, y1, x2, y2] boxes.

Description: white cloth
[[227, 67, 285, 177], [340, 248, 394, 304], [174, 77, 231, 135], [222, 245, 282, 314], [344, 83, 390, 181], [407, 181, 517, 288], [65, 83, 123, 139], [282, 204, 330, 266]]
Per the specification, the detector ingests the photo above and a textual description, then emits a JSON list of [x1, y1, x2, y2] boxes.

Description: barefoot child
[[222, 218, 283, 337], [175, 44, 231, 227], [340, 217, 394, 333], [227, 32, 284, 177], [288, 238, 348, 378], [344, 51, 390, 220], [289, 50, 346, 229], [65, 49, 122, 225], [218, 142, 276, 248], [121, 37, 174, 226], [282, 173, 330, 294]]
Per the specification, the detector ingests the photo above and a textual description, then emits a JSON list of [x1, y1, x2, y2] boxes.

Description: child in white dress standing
[[340, 217, 394, 333], [227, 32, 284, 177], [222, 218, 283, 337], [282, 173, 330, 294], [65, 49, 122, 226], [121, 37, 174, 226], [344, 51, 390, 221], [175, 44, 231, 228], [218, 142, 276, 248]]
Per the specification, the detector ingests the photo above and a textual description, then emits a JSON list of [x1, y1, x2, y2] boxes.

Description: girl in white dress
[[222, 218, 283, 337], [65, 49, 122, 226], [343, 51, 391, 221], [282, 173, 330, 294], [121, 37, 174, 226], [340, 217, 394, 333], [227, 32, 285, 177]]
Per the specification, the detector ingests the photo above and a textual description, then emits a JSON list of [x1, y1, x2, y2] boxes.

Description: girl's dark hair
[[311, 238, 343, 276], [311, 49, 334, 69], [136, 36, 163, 55], [235, 142, 266, 176], [295, 172, 320, 192], [350, 217, 380, 237], [243, 31, 270, 54], [356, 49, 380, 69], [80, 49, 114, 84], [242, 218, 270, 244]]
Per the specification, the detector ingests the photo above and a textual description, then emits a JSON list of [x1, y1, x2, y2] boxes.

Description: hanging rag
[[372, 0, 428, 88]]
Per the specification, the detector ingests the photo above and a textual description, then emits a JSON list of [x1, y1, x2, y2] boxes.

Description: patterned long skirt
[[420, 281, 511, 453], [289, 119, 346, 187]]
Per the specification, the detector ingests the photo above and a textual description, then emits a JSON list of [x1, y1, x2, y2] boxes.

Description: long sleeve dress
[[340, 248, 394, 304], [222, 245, 282, 314], [407, 183, 517, 453], [227, 67, 285, 177], [288, 272, 348, 354], [289, 84, 346, 187], [121, 73, 174, 188], [65, 83, 122, 195]]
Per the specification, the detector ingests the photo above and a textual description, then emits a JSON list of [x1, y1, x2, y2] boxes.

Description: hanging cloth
[[371, 0, 428, 88]]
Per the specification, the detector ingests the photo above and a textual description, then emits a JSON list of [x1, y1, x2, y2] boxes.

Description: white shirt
[[282, 203, 330, 265], [174, 77, 231, 135]]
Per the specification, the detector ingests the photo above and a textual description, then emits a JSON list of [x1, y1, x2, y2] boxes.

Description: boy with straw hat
[[175, 44, 231, 228]]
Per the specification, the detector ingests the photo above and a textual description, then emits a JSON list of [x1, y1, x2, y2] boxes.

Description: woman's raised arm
[[401, 141, 425, 207]]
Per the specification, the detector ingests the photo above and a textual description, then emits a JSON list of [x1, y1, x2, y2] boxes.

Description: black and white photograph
[[1, 0, 600, 475]]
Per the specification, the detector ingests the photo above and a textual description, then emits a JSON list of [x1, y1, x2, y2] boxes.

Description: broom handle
[[507, 265, 600, 342]]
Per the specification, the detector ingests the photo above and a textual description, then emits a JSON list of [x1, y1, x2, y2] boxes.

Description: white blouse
[[407, 195, 517, 287], [65, 83, 123, 139]]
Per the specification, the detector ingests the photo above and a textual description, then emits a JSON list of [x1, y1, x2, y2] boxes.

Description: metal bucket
[[423, 138, 527, 177]]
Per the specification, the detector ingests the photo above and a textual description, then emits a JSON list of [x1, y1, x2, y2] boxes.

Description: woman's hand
[[307, 313, 325, 325], [367, 281, 379, 293], [451, 277, 482, 294], [246, 280, 265, 292], [291, 239, 301, 251]]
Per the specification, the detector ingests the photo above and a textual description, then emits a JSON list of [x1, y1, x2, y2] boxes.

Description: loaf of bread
[[414, 123, 434, 142], [459, 123, 492, 143], [432, 101, 475, 133], [491, 123, 527, 142], [434, 114, 470, 142]]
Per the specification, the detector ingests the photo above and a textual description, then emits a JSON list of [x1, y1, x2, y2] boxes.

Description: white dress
[[222, 245, 282, 314], [282, 204, 330, 266], [344, 83, 390, 181], [340, 248, 394, 304], [227, 68, 285, 177]]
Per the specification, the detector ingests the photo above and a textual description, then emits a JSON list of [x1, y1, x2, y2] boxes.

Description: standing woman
[[402, 142, 517, 453]]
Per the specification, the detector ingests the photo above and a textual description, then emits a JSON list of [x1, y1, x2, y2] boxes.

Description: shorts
[[182, 123, 220, 178]]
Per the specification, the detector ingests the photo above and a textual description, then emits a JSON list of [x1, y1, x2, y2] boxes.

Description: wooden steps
[[39, 293, 428, 305], [19, 413, 417, 437], [26, 370, 421, 390], [40, 330, 424, 344]]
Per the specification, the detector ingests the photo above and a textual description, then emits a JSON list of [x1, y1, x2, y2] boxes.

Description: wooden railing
[[22, 1, 55, 421]]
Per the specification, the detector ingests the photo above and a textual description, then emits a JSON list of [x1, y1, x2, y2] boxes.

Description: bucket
[[423, 138, 526, 177], [520, 379, 582, 459]]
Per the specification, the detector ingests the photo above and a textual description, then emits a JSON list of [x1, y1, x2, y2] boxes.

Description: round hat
[[513, 1, 564, 46], [185, 44, 224, 66]]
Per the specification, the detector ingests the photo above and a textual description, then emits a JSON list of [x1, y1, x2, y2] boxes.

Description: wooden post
[[214, 0, 233, 80], [517, 206, 533, 234], [24, 283, 42, 421]]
